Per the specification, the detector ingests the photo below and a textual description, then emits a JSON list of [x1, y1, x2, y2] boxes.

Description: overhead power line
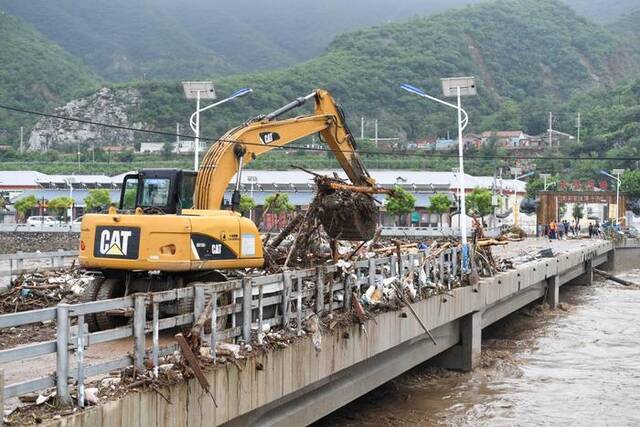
[[0, 103, 636, 163]]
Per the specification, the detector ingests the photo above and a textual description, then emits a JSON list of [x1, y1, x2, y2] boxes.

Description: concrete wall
[[45, 240, 629, 427], [606, 239, 640, 273]]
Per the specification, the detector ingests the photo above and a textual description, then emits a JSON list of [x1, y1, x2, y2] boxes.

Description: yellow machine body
[[79, 89, 374, 275], [79, 209, 263, 271]]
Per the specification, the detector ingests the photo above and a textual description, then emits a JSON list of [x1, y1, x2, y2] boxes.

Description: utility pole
[[176, 123, 180, 149], [548, 112, 553, 147], [19, 126, 24, 153], [374, 119, 379, 148], [360, 117, 364, 140], [577, 112, 581, 144]]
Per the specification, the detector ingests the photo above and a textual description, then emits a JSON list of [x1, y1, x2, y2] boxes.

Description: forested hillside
[[0, 12, 98, 145], [0, 0, 482, 81], [121, 0, 640, 143], [0, 0, 635, 83]]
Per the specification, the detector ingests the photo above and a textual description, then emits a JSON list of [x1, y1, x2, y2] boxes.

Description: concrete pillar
[[430, 311, 481, 371], [606, 249, 616, 273], [546, 275, 559, 308], [584, 259, 593, 286]]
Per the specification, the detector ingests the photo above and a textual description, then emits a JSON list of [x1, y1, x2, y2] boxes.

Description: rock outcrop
[[28, 88, 144, 151]]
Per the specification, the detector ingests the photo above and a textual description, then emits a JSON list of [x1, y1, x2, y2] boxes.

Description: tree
[[48, 196, 74, 219], [621, 170, 640, 199], [429, 193, 451, 227], [526, 178, 544, 199], [14, 195, 38, 219], [264, 193, 295, 214], [123, 189, 137, 209], [162, 141, 174, 159], [239, 194, 256, 216], [386, 187, 416, 226], [84, 189, 112, 212], [466, 188, 492, 222]]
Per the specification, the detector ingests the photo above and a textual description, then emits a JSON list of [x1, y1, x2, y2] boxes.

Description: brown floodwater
[[317, 271, 640, 426]]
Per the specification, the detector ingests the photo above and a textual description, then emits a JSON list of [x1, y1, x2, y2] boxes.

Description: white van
[[26, 216, 58, 227]]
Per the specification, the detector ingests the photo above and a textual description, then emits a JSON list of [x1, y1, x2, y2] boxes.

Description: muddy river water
[[319, 271, 640, 426]]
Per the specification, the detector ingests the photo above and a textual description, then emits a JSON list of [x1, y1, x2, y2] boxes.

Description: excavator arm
[[195, 89, 376, 211]]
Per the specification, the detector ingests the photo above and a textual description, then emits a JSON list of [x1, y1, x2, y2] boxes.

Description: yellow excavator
[[78, 89, 382, 330]]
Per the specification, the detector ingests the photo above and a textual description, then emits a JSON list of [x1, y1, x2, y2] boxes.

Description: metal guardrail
[[0, 247, 462, 409], [0, 224, 80, 233], [381, 226, 470, 237], [0, 250, 79, 279]]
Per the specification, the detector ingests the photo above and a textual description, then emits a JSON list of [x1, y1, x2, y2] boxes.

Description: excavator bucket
[[315, 190, 379, 241]]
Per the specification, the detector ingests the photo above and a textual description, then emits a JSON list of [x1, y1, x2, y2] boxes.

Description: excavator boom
[[195, 89, 376, 211]]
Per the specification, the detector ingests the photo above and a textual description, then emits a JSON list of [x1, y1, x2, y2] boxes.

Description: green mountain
[[123, 0, 640, 142], [533, 76, 640, 181], [0, 11, 98, 145], [0, 0, 237, 82], [1, 0, 637, 83], [0, 0, 482, 81]]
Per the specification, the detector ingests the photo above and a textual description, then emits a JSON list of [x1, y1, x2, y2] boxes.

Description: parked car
[[26, 216, 58, 227], [72, 215, 84, 224]]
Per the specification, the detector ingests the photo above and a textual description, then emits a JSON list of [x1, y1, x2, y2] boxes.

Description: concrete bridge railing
[[0, 250, 78, 280], [0, 246, 462, 414]]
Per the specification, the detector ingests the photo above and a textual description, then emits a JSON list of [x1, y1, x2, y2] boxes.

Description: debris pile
[[1, 269, 94, 313]]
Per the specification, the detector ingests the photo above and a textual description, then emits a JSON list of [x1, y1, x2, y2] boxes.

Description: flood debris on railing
[[1, 268, 94, 313]]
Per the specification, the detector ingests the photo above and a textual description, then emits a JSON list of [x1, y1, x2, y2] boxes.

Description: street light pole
[[183, 82, 252, 172], [456, 86, 467, 247], [401, 77, 476, 273], [600, 169, 624, 225], [195, 90, 201, 170]]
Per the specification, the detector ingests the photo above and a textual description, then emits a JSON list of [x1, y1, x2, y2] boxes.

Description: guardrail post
[[409, 253, 416, 276], [56, 303, 72, 406], [344, 273, 352, 310], [296, 277, 303, 336], [451, 248, 458, 280], [242, 278, 252, 342], [390, 254, 398, 277], [77, 314, 85, 408], [56, 249, 65, 268], [316, 267, 325, 313], [282, 271, 292, 328], [1, 368, 4, 426], [368, 258, 376, 288], [134, 294, 146, 372], [152, 302, 159, 378], [193, 286, 205, 340], [257, 285, 264, 345], [15, 252, 23, 274], [210, 292, 217, 364]]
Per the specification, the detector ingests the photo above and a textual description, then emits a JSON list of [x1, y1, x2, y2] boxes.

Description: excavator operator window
[[141, 178, 171, 207], [180, 173, 196, 209], [121, 176, 139, 211]]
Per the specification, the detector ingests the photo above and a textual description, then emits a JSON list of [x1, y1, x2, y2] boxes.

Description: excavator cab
[[118, 169, 197, 214]]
